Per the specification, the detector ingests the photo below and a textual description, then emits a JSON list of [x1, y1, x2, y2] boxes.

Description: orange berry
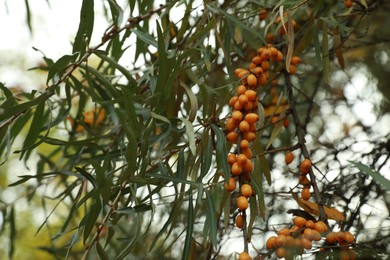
[[275, 235, 287, 247], [304, 228, 321, 241], [258, 9, 268, 21], [226, 131, 239, 143], [293, 216, 307, 227], [305, 220, 315, 229], [232, 110, 243, 121], [266, 236, 277, 249], [240, 139, 250, 150], [289, 64, 296, 75], [241, 184, 253, 197], [231, 162, 243, 176], [244, 101, 255, 112], [237, 153, 248, 166], [229, 96, 238, 107], [300, 159, 312, 174], [252, 66, 263, 76], [235, 214, 244, 229], [241, 147, 253, 159], [238, 94, 249, 105], [326, 232, 338, 243], [244, 90, 257, 101], [224, 177, 236, 192], [247, 74, 257, 87], [291, 56, 302, 65], [239, 120, 250, 132], [290, 225, 300, 233], [237, 196, 249, 211], [237, 69, 249, 79], [225, 118, 237, 132], [314, 221, 328, 233], [242, 131, 256, 142], [238, 252, 251, 260], [301, 237, 312, 250], [301, 187, 311, 201], [285, 152, 294, 165], [227, 153, 237, 165], [275, 247, 286, 258], [257, 73, 267, 86], [237, 85, 247, 95], [261, 60, 270, 70], [344, 0, 353, 8], [248, 122, 257, 132], [278, 228, 291, 236], [275, 51, 283, 62], [260, 49, 271, 60], [248, 62, 257, 70], [234, 100, 244, 110], [245, 113, 259, 124], [299, 175, 311, 186], [252, 55, 262, 65], [234, 68, 246, 78], [343, 231, 355, 243], [242, 160, 254, 172]]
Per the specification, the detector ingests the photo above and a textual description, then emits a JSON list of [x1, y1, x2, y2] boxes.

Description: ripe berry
[[227, 153, 237, 165], [236, 214, 244, 229], [224, 177, 236, 192], [245, 113, 259, 124], [247, 74, 257, 87], [293, 216, 307, 227], [300, 159, 312, 174], [237, 154, 248, 166], [241, 184, 253, 197], [238, 252, 251, 260], [237, 196, 249, 211], [258, 9, 268, 21], [314, 221, 328, 233], [231, 162, 243, 176], [285, 152, 294, 165], [301, 187, 311, 201]]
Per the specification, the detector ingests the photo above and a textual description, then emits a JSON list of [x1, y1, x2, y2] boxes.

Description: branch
[[284, 71, 328, 222]]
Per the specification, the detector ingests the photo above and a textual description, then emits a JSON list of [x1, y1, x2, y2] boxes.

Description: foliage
[[0, 0, 390, 259]]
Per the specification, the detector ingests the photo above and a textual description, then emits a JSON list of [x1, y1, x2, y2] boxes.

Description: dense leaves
[[1, 0, 390, 259]]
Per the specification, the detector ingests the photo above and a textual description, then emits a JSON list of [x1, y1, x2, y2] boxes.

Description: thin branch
[[284, 71, 328, 222]]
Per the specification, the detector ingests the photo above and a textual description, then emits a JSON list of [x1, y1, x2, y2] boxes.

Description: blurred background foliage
[[0, 0, 390, 259]]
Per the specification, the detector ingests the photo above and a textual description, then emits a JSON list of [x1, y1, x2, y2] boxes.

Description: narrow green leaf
[[82, 196, 102, 243], [75, 167, 97, 189], [252, 157, 266, 218], [94, 51, 137, 87], [350, 161, 390, 191], [20, 101, 45, 160], [24, 0, 32, 32], [46, 53, 78, 85], [131, 28, 158, 48], [179, 118, 196, 156], [180, 81, 198, 123], [182, 188, 194, 260], [115, 203, 153, 214], [73, 0, 95, 56], [96, 242, 109, 260], [210, 124, 230, 183], [206, 190, 218, 248]]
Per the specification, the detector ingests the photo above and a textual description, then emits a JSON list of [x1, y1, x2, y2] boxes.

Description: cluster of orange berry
[[266, 216, 355, 259], [224, 43, 289, 260]]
